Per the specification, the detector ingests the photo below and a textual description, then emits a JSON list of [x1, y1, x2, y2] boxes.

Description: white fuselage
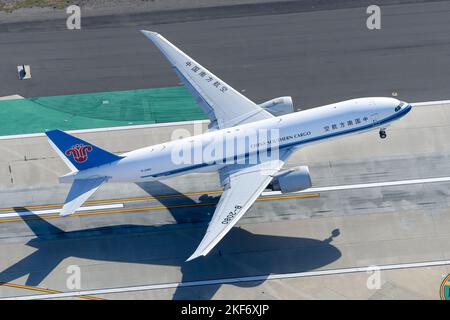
[[63, 97, 411, 183]]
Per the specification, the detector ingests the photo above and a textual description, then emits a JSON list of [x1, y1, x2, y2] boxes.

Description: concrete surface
[[1, 0, 450, 300], [0, 101, 449, 299]]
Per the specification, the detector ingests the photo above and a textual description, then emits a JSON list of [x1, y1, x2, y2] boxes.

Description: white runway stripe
[[0, 203, 124, 218], [2, 176, 448, 217], [262, 176, 450, 196], [411, 100, 450, 107], [4, 259, 450, 300]]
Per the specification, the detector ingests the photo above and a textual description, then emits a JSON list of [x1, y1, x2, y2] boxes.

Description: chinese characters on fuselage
[[324, 116, 369, 132]]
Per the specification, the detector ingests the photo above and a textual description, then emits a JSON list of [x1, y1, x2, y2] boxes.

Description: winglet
[[140, 30, 158, 37], [186, 248, 206, 262], [186, 253, 199, 262], [186, 229, 223, 261], [140, 30, 182, 69], [140, 30, 159, 43]]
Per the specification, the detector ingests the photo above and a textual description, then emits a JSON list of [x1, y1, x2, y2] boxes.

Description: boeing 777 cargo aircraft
[[45, 31, 412, 261]]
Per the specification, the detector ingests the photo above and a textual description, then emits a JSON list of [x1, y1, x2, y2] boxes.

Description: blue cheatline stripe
[[147, 162, 210, 178], [141, 105, 412, 179]]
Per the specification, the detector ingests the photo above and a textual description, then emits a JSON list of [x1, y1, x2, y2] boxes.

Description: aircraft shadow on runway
[[0, 181, 341, 300]]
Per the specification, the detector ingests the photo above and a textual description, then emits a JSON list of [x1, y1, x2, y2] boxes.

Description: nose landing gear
[[379, 129, 387, 139]]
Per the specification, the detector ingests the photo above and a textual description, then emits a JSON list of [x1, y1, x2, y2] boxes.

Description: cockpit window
[[395, 103, 404, 112]]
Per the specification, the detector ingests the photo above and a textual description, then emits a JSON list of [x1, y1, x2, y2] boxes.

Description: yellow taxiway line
[[0, 282, 104, 300], [0, 190, 224, 212], [0, 193, 320, 224]]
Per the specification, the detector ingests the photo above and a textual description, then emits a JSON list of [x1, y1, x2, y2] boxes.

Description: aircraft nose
[[395, 101, 412, 114], [403, 102, 412, 113]]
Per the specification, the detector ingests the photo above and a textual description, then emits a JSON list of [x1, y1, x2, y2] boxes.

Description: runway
[[1, 175, 450, 222], [6, 259, 450, 300], [0, 193, 319, 223], [0, 101, 449, 299], [1, 1, 450, 108], [0, 0, 450, 300]]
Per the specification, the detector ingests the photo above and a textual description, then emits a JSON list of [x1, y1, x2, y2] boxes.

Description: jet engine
[[268, 166, 312, 193], [259, 96, 294, 116]]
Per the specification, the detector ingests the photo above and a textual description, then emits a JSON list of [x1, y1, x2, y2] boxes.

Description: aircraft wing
[[187, 148, 294, 261], [141, 30, 274, 129]]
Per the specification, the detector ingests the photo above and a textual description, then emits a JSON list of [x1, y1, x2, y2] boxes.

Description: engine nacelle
[[259, 96, 294, 116], [268, 166, 312, 193]]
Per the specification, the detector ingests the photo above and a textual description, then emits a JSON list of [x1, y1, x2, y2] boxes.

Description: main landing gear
[[379, 129, 387, 139]]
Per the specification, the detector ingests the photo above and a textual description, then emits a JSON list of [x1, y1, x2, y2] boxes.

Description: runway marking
[[0, 203, 124, 218], [262, 176, 450, 196], [3, 259, 450, 300], [0, 282, 104, 300], [0, 190, 223, 212], [412, 100, 450, 107], [3, 175, 450, 216], [0, 194, 320, 223], [1, 175, 450, 222], [2, 174, 450, 215]]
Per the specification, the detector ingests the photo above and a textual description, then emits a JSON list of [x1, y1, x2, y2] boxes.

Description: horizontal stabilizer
[[60, 177, 107, 216]]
